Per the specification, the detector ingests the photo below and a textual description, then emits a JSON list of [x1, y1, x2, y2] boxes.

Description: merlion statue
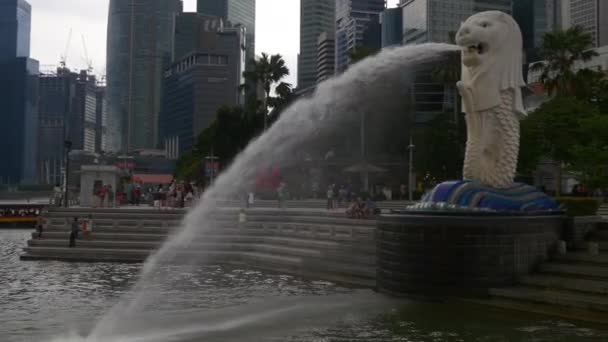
[[408, 11, 559, 212], [455, 11, 526, 189]]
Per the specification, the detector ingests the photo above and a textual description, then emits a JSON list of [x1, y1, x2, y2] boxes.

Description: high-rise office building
[[561, 0, 607, 47], [95, 86, 108, 153], [197, 0, 255, 64], [401, 0, 512, 44], [514, 0, 561, 63], [0, 0, 30, 61], [38, 68, 101, 184], [299, 0, 335, 89], [335, 0, 386, 73], [380, 7, 403, 47], [106, 0, 181, 153], [160, 25, 246, 155], [317, 31, 335, 83], [173, 13, 225, 62], [0, 0, 38, 184], [473, 0, 512, 13]]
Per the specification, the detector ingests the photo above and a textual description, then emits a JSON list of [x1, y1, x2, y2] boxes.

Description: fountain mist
[[87, 43, 458, 340]]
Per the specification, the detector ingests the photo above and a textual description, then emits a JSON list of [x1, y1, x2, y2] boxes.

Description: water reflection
[[2, 230, 607, 342]]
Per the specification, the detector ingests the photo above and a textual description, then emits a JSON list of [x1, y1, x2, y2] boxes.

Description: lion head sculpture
[[456, 11, 526, 117]]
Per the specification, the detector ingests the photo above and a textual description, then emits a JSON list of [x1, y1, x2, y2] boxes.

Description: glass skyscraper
[[401, 0, 512, 44], [380, 7, 403, 47], [197, 0, 256, 65], [335, 0, 386, 73], [0, 0, 39, 184], [514, 0, 561, 63], [299, 0, 335, 89], [106, 0, 181, 152], [0, 0, 30, 61]]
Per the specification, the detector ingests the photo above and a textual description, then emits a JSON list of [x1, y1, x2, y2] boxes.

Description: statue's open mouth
[[465, 43, 487, 55]]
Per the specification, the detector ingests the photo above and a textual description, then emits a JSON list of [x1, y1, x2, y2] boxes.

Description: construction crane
[[81, 34, 93, 73], [59, 28, 73, 68]]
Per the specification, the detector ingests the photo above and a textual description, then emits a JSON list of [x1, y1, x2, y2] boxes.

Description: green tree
[[529, 26, 599, 97], [414, 112, 466, 182], [568, 113, 608, 189], [242, 53, 290, 130], [518, 97, 601, 192]]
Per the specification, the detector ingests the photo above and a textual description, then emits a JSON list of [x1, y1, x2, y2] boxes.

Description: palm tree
[[242, 53, 290, 130], [267, 81, 294, 123], [431, 31, 461, 124], [530, 26, 598, 96]]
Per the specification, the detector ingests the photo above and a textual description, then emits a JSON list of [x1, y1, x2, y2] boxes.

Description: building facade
[[173, 13, 225, 62], [95, 87, 108, 153], [0, 0, 38, 184], [0, 0, 30, 62], [335, 0, 386, 73], [160, 27, 246, 155], [197, 0, 255, 66], [380, 7, 403, 47], [401, 0, 512, 44], [106, 0, 181, 153], [299, 0, 335, 89], [0, 58, 39, 185], [38, 69, 101, 185], [561, 0, 608, 47], [514, 0, 561, 63], [317, 31, 336, 83]]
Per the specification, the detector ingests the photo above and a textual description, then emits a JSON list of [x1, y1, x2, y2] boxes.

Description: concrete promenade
[[17, 201, 608, 323], [21, 205, 381, 287]]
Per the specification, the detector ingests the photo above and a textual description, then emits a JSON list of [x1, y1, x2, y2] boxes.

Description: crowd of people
[[151, 180, 199, 209]]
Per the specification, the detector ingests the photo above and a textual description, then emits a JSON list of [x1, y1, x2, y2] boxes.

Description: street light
[[408, 137, 415, 201], [63, 140, 73, 208]]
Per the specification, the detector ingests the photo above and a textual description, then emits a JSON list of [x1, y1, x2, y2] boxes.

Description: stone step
[[26, 237, 375, 266], [574, 241, 608, 251], [489, 286, 608, 313], [21, 246, 151, 261], [260, 236, 375, 253], [33, 232, 168, 241], [42, 226, 174, 235], [205, 228, 374, 242], [464, 298, 608, 325], [595, 230, 608, 240], [519, 274, 608, 296], [28, 239, 162, 250], [555, 252, 608, 266], [252, 244, 322, 258], [540, 262, 608, 280]]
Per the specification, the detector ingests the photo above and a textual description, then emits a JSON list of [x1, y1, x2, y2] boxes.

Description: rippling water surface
[[2, 229, 608, 342]]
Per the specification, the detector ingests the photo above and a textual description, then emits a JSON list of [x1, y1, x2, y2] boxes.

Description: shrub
[[556, 197, 601, 217]]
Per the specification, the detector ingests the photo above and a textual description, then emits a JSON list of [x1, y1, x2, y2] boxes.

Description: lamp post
[[63, 140, 72, 208], [408, 137, 415, 201]]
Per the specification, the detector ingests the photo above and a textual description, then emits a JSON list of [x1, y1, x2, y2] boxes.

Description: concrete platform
[[21, 207, 377, 288]]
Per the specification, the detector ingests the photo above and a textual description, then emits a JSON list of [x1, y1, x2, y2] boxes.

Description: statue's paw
[[456, 81, 465, 92]]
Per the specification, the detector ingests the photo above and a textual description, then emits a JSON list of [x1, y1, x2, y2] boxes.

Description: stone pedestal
[[376, 212, 567, 297], [79, 165, 122, 207]]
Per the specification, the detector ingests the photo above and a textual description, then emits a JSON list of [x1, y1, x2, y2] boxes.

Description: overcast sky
[[29, 0, 399, 87]]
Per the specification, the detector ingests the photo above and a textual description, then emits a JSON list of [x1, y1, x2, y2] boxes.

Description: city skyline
[[28, 0, 399, 87]]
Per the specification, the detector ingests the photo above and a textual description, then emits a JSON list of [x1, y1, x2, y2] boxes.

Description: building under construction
[[37, 67, 107, 185]]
